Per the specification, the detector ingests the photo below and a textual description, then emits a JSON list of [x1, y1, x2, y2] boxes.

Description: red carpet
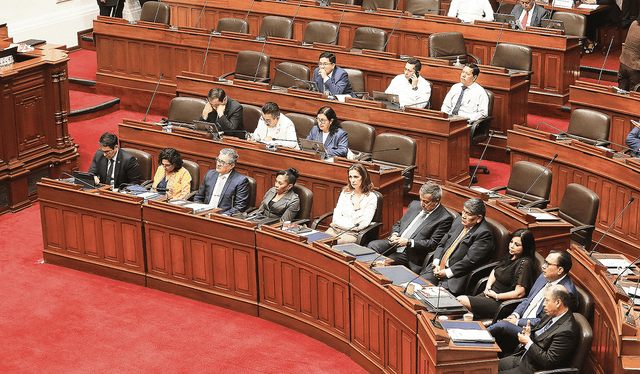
[[69, 90, 119, 112], [580, 47, 621, 71], [68, 49, 97, 81]]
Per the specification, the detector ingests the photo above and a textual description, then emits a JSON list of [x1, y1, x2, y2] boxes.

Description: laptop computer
[[299, 138, 327, 154], [372, 91, 401, 110], [540, 19, 565, 32], [73, 171, 99, 188], [494, 13, 518, 29]]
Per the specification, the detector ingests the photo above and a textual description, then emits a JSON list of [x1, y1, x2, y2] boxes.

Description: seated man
[[194, 148, 250, 215], [384, 57, 431, 109], [199, 88, 245, 139], [368, 182, 452, 273], [88, 132, 140, 188], [498, 285, 577, 374], [420, 197, 493, 296], [311, 51, 354, 97], [510, 0, 550, 29], [626, 119, 640, 156], [488, 250, 577, 356], [441, 63, 489, 123], [248, 102, 299, 149], [447, 0, 494, 23]]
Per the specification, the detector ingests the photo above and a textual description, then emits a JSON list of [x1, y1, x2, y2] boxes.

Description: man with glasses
[[510, 0, 550, 29], [199, 88, 245, 139], [88, 132, 141, 188], [488, 250, 577, 357], [311, 51, 354, 97], [420, 198, 494, 296], [248, 102, 299, 149], [194, 148, 249, 215], [384, 57, 431, 109]]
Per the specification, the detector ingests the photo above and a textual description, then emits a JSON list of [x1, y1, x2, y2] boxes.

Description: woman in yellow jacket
[[152, 148, 192, 200]]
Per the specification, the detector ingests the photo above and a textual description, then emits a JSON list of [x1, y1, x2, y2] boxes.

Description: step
[[69, 91, 120, 122]]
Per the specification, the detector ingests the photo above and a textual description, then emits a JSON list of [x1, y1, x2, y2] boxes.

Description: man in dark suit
[[420, 197, 493, 296], [312, 51, 355, 97], [97, 0, 124, 17], [88, 132, 141, 188], [199, 88, 245, 139], [510, 0, 550, 29], [498, 284, 577, 374], [194, 148, 250, 215], [488, 250, 578, 356], [368, 182, 453, 273]]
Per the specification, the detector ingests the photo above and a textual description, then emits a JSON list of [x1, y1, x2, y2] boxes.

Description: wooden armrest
[[491, 298, 525, 325], [401, 165, 417, 176], [219, 72, 234, 80], [570, 224, 595, 234], [356, 222, 382, 245], [468, 53, 482, 65], [522, 199, 550, 209], [490, 186, 506, 192], [535, 369, 579, 374], [472, 276, 490, 296], [544, 207, 559, 213]]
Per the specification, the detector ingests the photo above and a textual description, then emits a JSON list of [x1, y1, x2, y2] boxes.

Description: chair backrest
[[287, 112, 317, 139], [168, 97, 207, 124], [567, 109, 611, 144], [292, 184, 313, 220], [181, 160, 200, 191], [428, 32, 468, 64], [245, 176, 258, 209], [485, 217, 509, 262], [505, 161, 553, 205], [552, 11, 587, 38], [121, 148, 152, 182], [352, 27, 388, 51], [490, 43, 532, 72], [343, 68, 365, 94], [258, 16, 293, 39], [372, 190, 384, 223], [363, 0, 395, 11], [445, 206, 460, 220], [303, 21, 339, 45], [241, 104, 262, 134], [533, 252, 544, 279], [497, 2, 514, 13], [557, 183, 600, 250], [470, 89, 494, 145], [233, 50, 271, 82], [330, 0, 355, 4], [272, 62, 311, 89], [575, 285, 594, 322], [216, 18, 249, 34], [406, 0, 441, 16], [140, 2, 171, 25], [372, 133, 417, 194], [569, 313, 594, 372], [341, 121, 376, 155]]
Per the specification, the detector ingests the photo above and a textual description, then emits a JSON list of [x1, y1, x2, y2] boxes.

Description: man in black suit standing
[[88, 132, 140, 188], [498, 284, 577, 374], [368, 182, 453, 273], [200, 88, 245, 139], [510, 0, 550, 29], [420, 197, 493, 296]]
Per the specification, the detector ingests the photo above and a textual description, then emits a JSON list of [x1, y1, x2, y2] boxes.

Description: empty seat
[[546, 183, 600, 251], [566, 109, 611, 145], [181, 160, 200, 201], [258, 16, 293, 39], [405, 0, 441, 16], [272, 62, 311, 89], [490, 161, 553, 208], [287, 113, 317, 139], [303, 21, 339, 45], [140, 1, 171, 25], [490, 43, 532, 73], [428, 32, 481, 64], [343, 68, 366, 98], [167, 97, 207, 124], [371, 133, 417, 194], [216, 18, 249, 34], [242, 104, 262, 134], [341, 121, 375, 159], [219, 50, 270, 83], [363, 0, 395, 11], [351, 27, 388, 52], [552, 11, 587, 40], [245, 176, 258, 209]]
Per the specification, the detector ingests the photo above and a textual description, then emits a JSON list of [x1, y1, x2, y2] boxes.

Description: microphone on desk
[[595, 139, 635, 155], [330, 4, 348, 45], [330, 223, 360, 247], [496, 0, 506, 16], [403, 273, 423, 295], [431, 281, 445, 329], [142, 72, 164, 123], [195, 0, 210, 28], [536, 121, 583, 142], [624, 270, 640, 323], [369, 242, 399, 270], [468, 131, 494, 187], [152, 0, 163, 23], [598, 35, 615, 85], [416, 36, 437, 58], [252, 39, 268, 82], [403, 98, 431, 109], [489, 22, 506, 66], [589, 197, 635, 257], [515, 154, 557, 209], [201, 29, 217, 74], [381, 11, 405, 52], [286, 0, 304, 40], [613, 253, 640, 285], [273, 67, 319, 92], [59, 172, 100, 190], [242, 0, 257, 32], [361, 147, 401, 159], [544, 0, 555, 23]]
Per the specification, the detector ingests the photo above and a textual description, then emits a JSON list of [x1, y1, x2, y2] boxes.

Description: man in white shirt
[[448, 0, 494, 23], [441, 63, 489, 123], [384, 57, 432, 109], [249, 102, 300, 149], [510, 0, 550, 29]]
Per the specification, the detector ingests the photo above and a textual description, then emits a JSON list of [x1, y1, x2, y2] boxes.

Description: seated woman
[[256, 167, 301, 222], [152, 148, 192, 200], [249, 102, 299, 149], [305, 106, 349, 158], [325, 163, 377, 244], [457, 228, 535, 319]]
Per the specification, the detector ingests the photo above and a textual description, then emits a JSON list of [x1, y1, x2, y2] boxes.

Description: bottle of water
[[454, 56, 461, 67]]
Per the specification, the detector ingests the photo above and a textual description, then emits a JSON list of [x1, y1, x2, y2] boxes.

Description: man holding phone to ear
[[385, 57, 431, 108]]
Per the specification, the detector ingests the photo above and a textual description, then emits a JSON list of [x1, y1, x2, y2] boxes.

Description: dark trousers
[[618, 62, 640, 91], [98, 0, 125, 18]]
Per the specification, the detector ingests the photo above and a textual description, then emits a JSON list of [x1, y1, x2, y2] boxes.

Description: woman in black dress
[[457, 228, 535, 319]]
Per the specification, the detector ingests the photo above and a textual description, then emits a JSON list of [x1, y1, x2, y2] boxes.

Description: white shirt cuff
[[445, 268, 454, 278]]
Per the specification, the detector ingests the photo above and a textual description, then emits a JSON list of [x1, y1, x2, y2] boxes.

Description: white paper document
[[447, 328, 495, 343]]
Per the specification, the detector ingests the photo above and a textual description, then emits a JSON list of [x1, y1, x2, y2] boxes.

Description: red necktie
[[521, 11, 529, 30]]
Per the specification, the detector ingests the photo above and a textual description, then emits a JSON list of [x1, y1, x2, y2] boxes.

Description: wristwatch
[[412, 86, 418, 91]]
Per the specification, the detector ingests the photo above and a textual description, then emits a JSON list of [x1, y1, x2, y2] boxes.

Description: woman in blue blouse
[[305, 106, 349, 158]]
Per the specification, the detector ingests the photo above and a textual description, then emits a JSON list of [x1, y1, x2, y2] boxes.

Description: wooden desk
[[160, 0, 580, 106], [0, 41, 79, 215], [508, 125, 640, 259], [117, 120, 404, 237], [174, 73, 471, 196], [501, 0, 612, 15]]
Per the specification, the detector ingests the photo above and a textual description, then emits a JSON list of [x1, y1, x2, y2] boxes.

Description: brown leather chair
[[545, 183, 600, 251], [490, 161, 553, 208], [496, 2, 514, 13], [575, 285, 594, 322], [241, 104, 262, 134], [216, 18, 249, 34], [428, 32, 481, 64], [371, 133, 417, 195], [465, 217, 508, 294], [406, 0, 441, 16], [341, 121, 375, 159], [121, 148, 153, 184], [140, 1, 171, 25], [351, 27, 388, 52], [245, 176, 258, 209], [566, 109, 611, 146], [181, 160, 200, 200], [219, 51, 270, 83], [469, 89, 494, 178], [552, 11, 587, 46], [272, 62, 311, 89], [303, 21, 339, 45], [167, 97, 207, 125], [287, 113, 317, 139], [534, 313, 593, 374], [258, 16, 293, 39], [363, 0, 395, 11], [490, 43, 532, 73], [343, 68, 366, 98], [330, 0, 355, 4], [292, 184, 313, 220]]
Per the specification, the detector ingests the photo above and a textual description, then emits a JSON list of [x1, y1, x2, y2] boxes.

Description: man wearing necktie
[[510, 0, 550, 29], [498, 284, 577, 374], [441, 63, 489, 123], [368, 182, 453, 272], [194, 148, 250, 215], [420, 198, 493, 296], [88, 132, 141, 188]]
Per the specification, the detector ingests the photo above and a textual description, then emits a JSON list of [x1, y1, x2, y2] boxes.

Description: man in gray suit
[[510, 0, 550, 29]]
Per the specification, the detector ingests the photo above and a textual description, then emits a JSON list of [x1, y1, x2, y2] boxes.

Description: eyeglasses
[[161, 163, 173, 169], [261, 116, 277, 125], [543, 260, 560, 268], [316, 117, 329, 124], [215, 157, 233, 165], [318, 62, 333, 67], [100, 148, 115, 155]]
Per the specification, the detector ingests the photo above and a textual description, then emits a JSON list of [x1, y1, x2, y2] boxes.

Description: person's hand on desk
[[94, 176, 100, 185]]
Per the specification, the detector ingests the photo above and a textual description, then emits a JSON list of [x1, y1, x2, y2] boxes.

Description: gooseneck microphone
[[252, 39, 268, 82], [201, 29, 216, 74], [536, 121, 582, 142], [468, 131, 493, 187], [595, 139, 635, 154], [431, 281, 444, 329], [195, 0, 210, 28], [403, 273, 423, 294], [153, 0, 163, 23], [286, 0, 304, 39], [598, 36, 615, 84], [613, 253, 640, 285], [331, 4, 348, 45], [416, 36, 437, 58], [273, 67, 319, 91], [143, 72, 164, 122], [382, 11, 405, 52], [515, 154, 557, 209], [589, 197, 635, 256], [489, 22, 505, 66], [624, 271, 640, 323], [242, 0, 256, 32], [330, 223, 360, 246], [369, 242, 399, 269]]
